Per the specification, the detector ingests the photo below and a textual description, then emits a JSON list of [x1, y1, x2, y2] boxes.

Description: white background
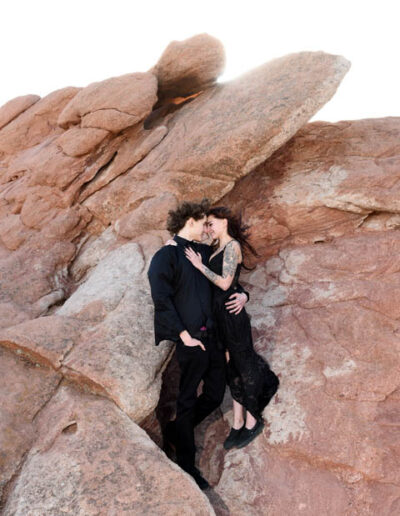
[[1, 0, 399, 122]]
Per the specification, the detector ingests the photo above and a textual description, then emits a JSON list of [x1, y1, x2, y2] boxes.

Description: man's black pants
[[172, 335, 226, 472]]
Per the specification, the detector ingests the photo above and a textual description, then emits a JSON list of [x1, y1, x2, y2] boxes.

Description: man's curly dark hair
[[166, 198, 211, 235]]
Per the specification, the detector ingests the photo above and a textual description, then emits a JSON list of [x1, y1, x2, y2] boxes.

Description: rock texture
[[202, 118, 400, 515], [5, 32, 398, 515], [2, 382, 214, 515], [152, 33, 226, 99]]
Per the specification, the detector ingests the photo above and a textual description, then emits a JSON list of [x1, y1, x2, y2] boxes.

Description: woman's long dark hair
[[207, 206, 259, 270]]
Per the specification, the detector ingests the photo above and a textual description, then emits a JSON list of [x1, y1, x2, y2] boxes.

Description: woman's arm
[[185, 240, 242, 291]]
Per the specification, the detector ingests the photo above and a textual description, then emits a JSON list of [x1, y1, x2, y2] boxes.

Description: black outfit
[[147, 235, 249, 472], [209, 249, 280, 420]]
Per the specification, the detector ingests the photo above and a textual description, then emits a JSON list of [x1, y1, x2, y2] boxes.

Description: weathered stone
[[57, 242, 172, 422], [57, 72, 158, 132], [0, 315, 83, 369], [220, 117, 400, 260], [154, 33, 225, 98], [2, 382, 214, 515], [0, 94, 40, 130], [56, 126, 110, 156], [0, 87, 80, 158], [136, 51, 350, 187], [0, 347, 61, 502]]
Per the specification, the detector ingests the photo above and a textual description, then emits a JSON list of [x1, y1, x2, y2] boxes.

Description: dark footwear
[[235, 419, 264, 449], [223, 424, 245, 450], [183, 466, 210, 490]]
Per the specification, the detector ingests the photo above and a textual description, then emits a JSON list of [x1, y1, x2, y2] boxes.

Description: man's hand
[[180, 330, 206, 351], [225, 292, 247, 315]]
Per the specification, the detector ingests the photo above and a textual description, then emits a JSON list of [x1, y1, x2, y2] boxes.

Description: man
[[147, 199, 249, 490]]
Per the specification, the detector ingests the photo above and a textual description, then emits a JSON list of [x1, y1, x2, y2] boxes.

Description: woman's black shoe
[[235, 419, 264, 449], [223, 424, 245, 450]]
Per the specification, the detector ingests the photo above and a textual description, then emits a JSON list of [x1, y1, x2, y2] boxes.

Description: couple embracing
[[147, 199, 279, 490]]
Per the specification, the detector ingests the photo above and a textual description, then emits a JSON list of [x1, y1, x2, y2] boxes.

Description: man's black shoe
[[235, 419, 264, 449], [183, 466, 210, 490], [223, 424, 245, 450]]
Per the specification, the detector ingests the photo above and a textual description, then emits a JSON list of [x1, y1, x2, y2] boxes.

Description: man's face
[[191, 216, 208, 240]]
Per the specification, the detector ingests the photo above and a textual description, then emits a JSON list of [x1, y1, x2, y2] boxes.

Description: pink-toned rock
[[135, 51, 350, 187], [220, 117, 400, 261], [78, 123, 168, 205], [0, 302, 30, 329], [115, 191, 178, 239], [0, 315, 83, 369], [205, 232, 400, 513], [56, 126, 110, 156], [153, 33, 226, 99], [0, 346, 61, 502], [0, 213, 32, 250], [0, 238, 76, 323], [5, 35, 400, 516], [0, 87, 80, 158], [57, 242, 172, 422], [2, 382, 214, 515], [0, 94, 40, 130], [185, 120, 400, 514], [84, 51, 350, 236], [58, 72, 158, 132]]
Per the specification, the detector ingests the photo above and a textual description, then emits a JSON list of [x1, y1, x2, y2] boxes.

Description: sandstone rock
[[2, 382, 214, 515], [200, 231, 400, 515], [57, 242, 172, 422], [154, 33, 226, 99], [0, 347, 61, 502], [220, 117, 400, 261], [136, 51, 350, 187], [115, 191, 178, 239], [85, 51, 350, 237], [56, 126, 110, 156], [5, 36, 400, 516], [57, 72, 158, 132], [0, 94, 40, 130], [0, 87, 80, 158], [0, 302, 30, 329], [78, 123, 168, 206], [0, 238, 76, 325], [0, 213, 32, 250], [0, 315, 83, 369]]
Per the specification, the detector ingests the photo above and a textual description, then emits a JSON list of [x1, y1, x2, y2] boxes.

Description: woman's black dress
[[209, 249, 279, 420]]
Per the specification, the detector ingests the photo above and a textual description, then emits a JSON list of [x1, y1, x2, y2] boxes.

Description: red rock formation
[[6, 32, 395, 515], [201, 119, 400, 515]]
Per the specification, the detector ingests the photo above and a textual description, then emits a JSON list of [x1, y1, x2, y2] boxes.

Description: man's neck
[[177, 229, 196, 241]]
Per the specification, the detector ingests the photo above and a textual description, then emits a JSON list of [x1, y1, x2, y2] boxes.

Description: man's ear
[[187, 217, 194, 227]]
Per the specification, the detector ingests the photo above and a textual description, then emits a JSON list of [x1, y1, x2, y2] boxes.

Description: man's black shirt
[[147, 235, 249, 346]]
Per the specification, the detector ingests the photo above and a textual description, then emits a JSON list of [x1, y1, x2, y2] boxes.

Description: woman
[[184, 206, 279, 449]]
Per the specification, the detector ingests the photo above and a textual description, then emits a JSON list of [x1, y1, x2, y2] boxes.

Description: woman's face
[[207, 215, 227, 240]]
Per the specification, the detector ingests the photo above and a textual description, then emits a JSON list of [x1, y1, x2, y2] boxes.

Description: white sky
[[1, 0, 399, 123]]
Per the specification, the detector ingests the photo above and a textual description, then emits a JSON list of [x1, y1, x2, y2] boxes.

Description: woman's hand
[[225, 292, 247, 314], [184, 246, 203, 269]]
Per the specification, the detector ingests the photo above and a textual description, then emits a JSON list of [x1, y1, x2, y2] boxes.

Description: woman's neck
[[218, 233, 233, 248]]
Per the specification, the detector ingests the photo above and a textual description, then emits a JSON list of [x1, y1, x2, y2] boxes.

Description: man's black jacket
[[147, 235, 249, 346]]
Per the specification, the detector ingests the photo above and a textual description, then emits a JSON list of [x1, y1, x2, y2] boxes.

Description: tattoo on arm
[[199, 241, 242, 289], [222, 241, 240, 279], [201, 264, 220, 284]]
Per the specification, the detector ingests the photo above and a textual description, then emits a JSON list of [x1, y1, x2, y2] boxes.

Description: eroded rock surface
[[2, 382, 214, 516], [198, 118, 400, 515], [4, 33, 391, 515]]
